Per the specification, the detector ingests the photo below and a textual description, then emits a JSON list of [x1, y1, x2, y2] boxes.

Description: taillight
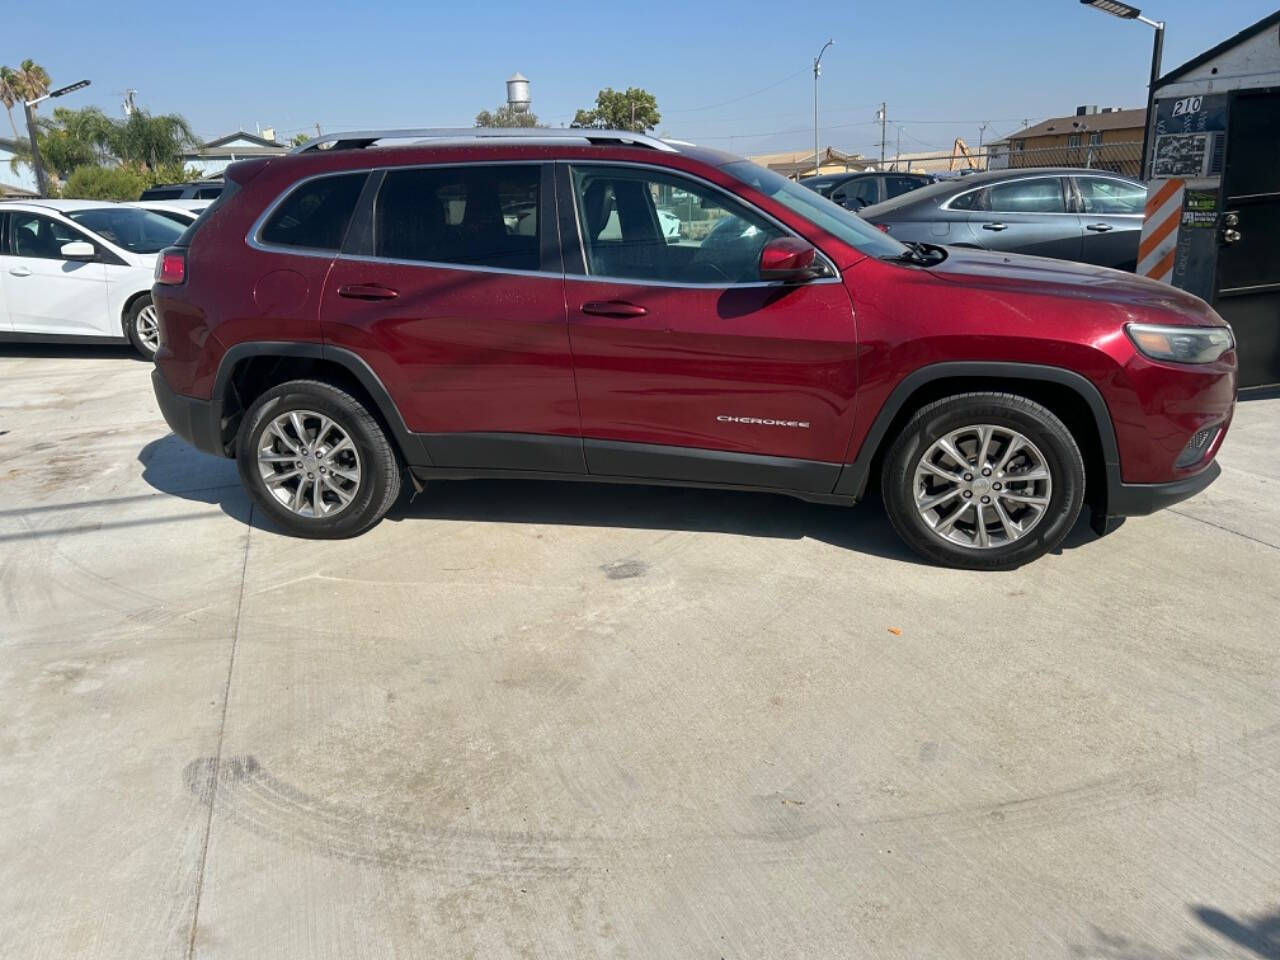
[[875, 223, 890, 233], [156, 248, 186, 285]]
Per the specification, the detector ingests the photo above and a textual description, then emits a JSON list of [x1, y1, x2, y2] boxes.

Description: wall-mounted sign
[[1151, 93, 1228, 179]]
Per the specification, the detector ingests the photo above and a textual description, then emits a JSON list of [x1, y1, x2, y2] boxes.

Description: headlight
[[1126, 323, 1234, 364]]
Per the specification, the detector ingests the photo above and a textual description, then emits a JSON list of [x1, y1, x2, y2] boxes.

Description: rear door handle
[[981, 222, 1008, 232], [337, 283, 399, 301], [581, 300, 647, 318], [9, 266, 31, 277], [1085, 223, 1114, 232]]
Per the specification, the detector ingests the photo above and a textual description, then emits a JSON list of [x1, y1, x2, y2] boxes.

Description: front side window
[[67, 207, 185, 253], [720, 160, 907, 259], [9, 212, 94, 259], [374, 165, 539, 271], [985, 178, 1067, 214], [831, 177, 880, 210], [260, 172, 367, 251], [1076, 177, 1145, 215], [571, 165, 784, 285]]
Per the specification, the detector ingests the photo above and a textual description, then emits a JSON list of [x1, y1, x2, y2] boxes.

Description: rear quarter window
[[259, 173, 369, 251]]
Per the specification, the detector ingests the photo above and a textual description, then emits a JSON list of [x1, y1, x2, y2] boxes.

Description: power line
[[664, 66, 811, 113]]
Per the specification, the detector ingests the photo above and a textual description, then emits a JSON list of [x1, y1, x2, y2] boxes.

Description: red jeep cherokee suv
[[150, 128, 1236, 569]]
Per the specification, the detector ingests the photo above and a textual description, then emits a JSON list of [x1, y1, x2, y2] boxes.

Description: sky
[[4, 0, 1277, 160]]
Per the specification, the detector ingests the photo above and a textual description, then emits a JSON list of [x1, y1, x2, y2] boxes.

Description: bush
[[62, 165, 148, 201]]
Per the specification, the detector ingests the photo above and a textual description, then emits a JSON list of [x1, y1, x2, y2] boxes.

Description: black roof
[[1155, 9, 1280, 87]]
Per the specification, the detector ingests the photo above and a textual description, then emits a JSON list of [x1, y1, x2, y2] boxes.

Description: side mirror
[[759, 237, 822, 282], [60, 241, 97, 260]]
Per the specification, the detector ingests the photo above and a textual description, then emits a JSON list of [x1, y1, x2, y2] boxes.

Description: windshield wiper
[[881, 241, 945, 266]]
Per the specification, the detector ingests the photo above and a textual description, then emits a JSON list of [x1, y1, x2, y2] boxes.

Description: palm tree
[[0, 67, 21, 139], [15, 59, 50, 104], [108, 109, 198, 171]]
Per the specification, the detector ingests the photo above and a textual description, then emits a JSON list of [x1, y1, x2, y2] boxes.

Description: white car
[[0, 199, 185, 359], [127, 199, 210, 227]]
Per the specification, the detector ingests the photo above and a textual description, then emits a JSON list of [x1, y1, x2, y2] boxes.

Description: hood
[[926, 247, 1223, 327]]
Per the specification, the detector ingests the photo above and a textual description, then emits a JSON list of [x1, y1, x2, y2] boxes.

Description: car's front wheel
[[236, 380, 402, 538], [881, 392, 1085, 570]]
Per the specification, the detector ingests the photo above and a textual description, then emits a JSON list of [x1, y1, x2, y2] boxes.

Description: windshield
[[66, 207, 185, 254], [721, 161, 907, 259]]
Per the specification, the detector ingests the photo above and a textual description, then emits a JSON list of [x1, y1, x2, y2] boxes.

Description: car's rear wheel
[[881, 392, 1085, 570], [236, 380, 401, 538], [125, 294, 160, 360]]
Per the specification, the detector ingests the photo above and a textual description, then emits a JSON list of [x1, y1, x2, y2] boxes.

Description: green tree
[[290, 132, 311, 146], [62, 164, 147, 200], [474, 105, 541, 128], [571, 87, 660, 132], [108, 109, 198, 171]]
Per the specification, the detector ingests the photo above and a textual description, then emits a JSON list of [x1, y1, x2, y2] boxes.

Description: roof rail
[[290, 127, 681, 155]]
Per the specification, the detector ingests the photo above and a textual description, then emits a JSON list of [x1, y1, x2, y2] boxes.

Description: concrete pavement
[[2, 344, 1277, 959]]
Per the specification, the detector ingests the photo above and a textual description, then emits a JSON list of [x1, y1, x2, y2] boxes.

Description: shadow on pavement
[[1076, 907, 1280, 959], [139, 432, 1101, 566]]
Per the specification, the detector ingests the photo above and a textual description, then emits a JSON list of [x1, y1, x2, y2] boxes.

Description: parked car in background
[[138, 180, 223, 201], [800, 171, 934, 210], [0, 199, 184, 358], [151, 129, 1235, 569], [129, 199, 210, 227], [859, 168, 1146, 271]]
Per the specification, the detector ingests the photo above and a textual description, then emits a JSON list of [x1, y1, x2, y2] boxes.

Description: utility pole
[[895, 126, 902, 170], [878, 102, 887, 167], [813, 39, 834, 178]]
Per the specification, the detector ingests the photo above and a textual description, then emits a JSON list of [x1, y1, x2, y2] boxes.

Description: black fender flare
[[832, 361, 1122, 507], [210, 341, 431, 465]]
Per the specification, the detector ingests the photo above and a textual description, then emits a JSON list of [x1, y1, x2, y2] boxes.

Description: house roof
[[747, 146, 867, 177], [199, 130, 284, 150], [1156, 9, 1280, 86], [1000, 107, 1146, 142]]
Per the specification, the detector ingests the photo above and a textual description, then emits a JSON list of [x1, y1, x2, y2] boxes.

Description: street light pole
[[21, 79, 91, 198], [1078, 1, 1163, 178], [813, 39, 833, 179]]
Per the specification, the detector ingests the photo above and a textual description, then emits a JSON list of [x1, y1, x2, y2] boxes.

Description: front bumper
[[152, 367, 224, 457], [1092, 460, 1221, 534]]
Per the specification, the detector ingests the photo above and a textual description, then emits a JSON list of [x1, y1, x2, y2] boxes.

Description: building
[[878, 147, 985, 175], [182, 131, 288, 178], [0, 137, 38, 196], [991, 106, 1146, 177], [747, 147, 868, 180], [1141, 9, 1280, 388]]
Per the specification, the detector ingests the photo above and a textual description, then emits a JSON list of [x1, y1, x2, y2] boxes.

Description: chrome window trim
[[334, 251, 560, 280], [561, 158, 841, 287]]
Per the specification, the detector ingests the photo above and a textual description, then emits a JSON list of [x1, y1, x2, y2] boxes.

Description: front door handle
[[581, 300, 647, 318], [9, 266, 31, 277], [337, 283, 399, 301], [981, 222, 1008, 232], [1085, 223, 1114, 232]]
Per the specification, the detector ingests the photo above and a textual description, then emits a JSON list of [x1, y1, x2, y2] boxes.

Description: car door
[[560, 162, 859, 493], [0, 212, 10, 331], [955, 176, 1083, 261], [1, 210, 109, 336], [1072, 175, 1145, 270], [321, 162, 583, 472]]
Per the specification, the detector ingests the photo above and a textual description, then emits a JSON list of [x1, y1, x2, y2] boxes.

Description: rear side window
[[885, 175, 925, 199], [986, 178, 1066, 214], [260, 173, 368, 251], [1076, 177, 1145, 214], [374, 165, 539, 271]]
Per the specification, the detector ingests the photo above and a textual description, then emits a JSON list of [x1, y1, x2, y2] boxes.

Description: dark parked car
[[138, 180, 223, 201], [151, 129, 1235, 570], [859, 168, 1146, 271], [800, 171, 933, 211]]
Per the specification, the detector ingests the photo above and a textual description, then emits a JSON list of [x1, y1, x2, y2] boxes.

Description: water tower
[[506, 72, 531, 114]]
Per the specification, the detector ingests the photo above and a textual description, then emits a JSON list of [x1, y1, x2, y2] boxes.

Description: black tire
[[124, 294, 159, 361], [881, 392, 1085, 570], [235, 379, 402, 539]]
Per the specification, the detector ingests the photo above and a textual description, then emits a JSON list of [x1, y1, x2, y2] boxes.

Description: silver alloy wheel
[[256, 409, 361, 519], [912, 424, 1052, 549], [135, 303, 160, 354]]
